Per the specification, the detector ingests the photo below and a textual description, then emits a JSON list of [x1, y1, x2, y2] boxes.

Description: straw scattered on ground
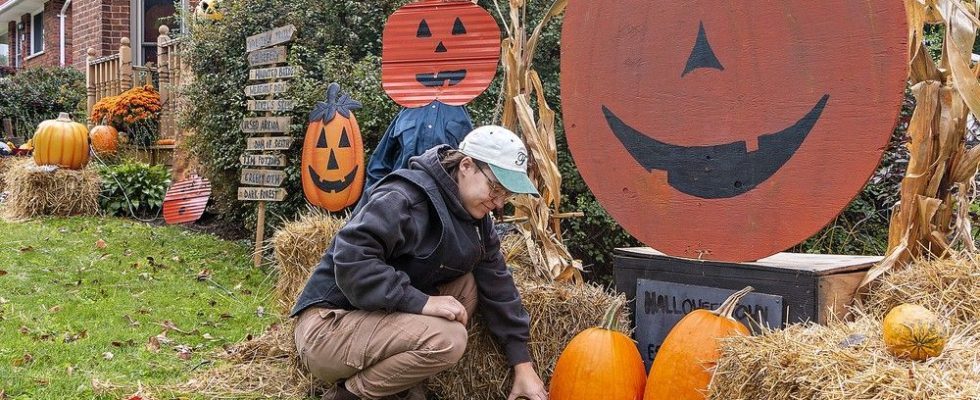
[[0, 158, 100, 220], [269, 210, 347, 314]]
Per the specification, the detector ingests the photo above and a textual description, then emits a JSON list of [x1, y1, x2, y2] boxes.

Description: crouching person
[[291, 126, 548, 400]]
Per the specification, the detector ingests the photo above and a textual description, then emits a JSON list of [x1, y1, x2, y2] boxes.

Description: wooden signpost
[[239, 24, 298, 267]]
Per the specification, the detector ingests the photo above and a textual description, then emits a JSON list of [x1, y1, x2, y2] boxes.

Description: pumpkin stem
[[57, 112, 72, 121], [712, 286, 754, 320], [600, 299, 625, 331]]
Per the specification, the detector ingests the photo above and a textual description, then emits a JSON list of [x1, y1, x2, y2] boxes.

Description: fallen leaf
[[202, 333, 214, 340], [19, 246, 33, 253], [256, 307, 265, 317], [220, 313, 232, 320], [146, 336, 161, 353], [1, 389, 6, 399], [123, 314, 140, 327], [18, 326, 28, 335], [58, 227, 68, 233], [196, 269, 211, 281], [102, 352, 113, 360], [176, 345, 193, 360], [66, 365, 74, 376], [12, 353, 33, 367], [124, 249, 133, 257], [0, 297, 7, 304], [33, 379, 48, 386], [48, 305, 62, 313], [171, 255, 182, 263], [0, 270, 7, 276], [127, 395, 146, 400], [95, 239, 107, 249]]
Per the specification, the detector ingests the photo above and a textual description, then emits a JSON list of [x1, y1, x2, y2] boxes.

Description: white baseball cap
[[458, 125, 540, 197]]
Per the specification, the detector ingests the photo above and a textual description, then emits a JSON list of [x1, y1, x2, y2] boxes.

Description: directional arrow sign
[[246, 25, 297, 53], [247, 46, 287, 67], [238, 187, 287, 201], [241, 117, 291, 133], [245, 81, 290, 97], [240, 154, 287, 167], [249, 66, 302, 81], [246, 136, 294, 151], [241, 169, 287, 187], [247, 99, 295, 112]]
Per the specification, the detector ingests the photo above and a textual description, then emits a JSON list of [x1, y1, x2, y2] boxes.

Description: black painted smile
[[308, 165, 359, 193], [602, 94, 830, 199], [416, 70, 466, 87]]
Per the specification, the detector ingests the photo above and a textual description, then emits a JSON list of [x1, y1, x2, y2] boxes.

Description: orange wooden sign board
[[162, 176, 211, 225], [381, 0, 500, 108], [560, 1, 909, 262]]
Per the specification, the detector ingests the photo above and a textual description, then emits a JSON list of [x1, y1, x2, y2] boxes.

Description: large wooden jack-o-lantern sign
[[382, 0, 500, 108], [301, 83, 365, 211], [561, 2, 909, 262]]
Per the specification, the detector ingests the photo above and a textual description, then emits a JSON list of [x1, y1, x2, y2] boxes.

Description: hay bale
[[0, 159, 100, 220], [0, 157, 10, 193], [270, 210, 347, 314], [863, 255, 980, 334], [429, 281, 629, 400], [708, 313, 980, 400]]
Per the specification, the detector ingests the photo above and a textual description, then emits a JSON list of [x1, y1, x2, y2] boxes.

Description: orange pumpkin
[[882, 304, 947, 361], [89, 125, 119, 156], [644, 286, 753, 400], [301, 83, 365, 211], [551, 301, 646, 400], [33, 112, 91, 170], [382, 0, 501, 107]]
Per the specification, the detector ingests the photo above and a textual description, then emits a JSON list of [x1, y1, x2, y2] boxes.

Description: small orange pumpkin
[[550, 301, 646, 400], [89, 125, 119, 156], [882, 304, 947, 361], [645, 286, 753, 400], [301, 83, 365, 211], [33, 112, 91, 170]]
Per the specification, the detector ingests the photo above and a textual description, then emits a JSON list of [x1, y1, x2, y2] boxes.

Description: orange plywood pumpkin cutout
[[302, 83, 365, 211], [163, 176, 211, 225], [561, 2, 908, 262], [382, 0, 500, 108]]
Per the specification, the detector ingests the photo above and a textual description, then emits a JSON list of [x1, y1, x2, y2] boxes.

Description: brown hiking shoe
[[321, 381, 360, 400], [385, 383, 428, 400]]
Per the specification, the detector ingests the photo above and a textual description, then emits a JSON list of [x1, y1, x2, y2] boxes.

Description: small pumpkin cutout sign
[[561, 2, 909, 261], [301, 83, 365, 211], [382, 0, 500, 108]]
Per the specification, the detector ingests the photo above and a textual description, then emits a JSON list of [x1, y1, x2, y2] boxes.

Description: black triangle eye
[[682, 21, 724, 77], [338, 127, 351, 148], [316, 128, 328, 148], [417, 19, 432, 38], [452, 17, 466, 35]]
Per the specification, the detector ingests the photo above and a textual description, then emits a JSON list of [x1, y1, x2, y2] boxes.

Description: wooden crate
[[613, 247, 881, 367]]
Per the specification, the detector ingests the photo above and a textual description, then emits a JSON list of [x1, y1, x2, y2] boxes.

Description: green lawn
[[0, 216, 276, 399]]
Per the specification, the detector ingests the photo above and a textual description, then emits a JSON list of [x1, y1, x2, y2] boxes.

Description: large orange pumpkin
[[382, 0, 500, 108], [645, 286, 753, 400], [33, 112, 91, 170], [550, 302, 646, 400], [882, 304, 947, 361], [301, 83, 365, 211], [89, 125, 119, 156]]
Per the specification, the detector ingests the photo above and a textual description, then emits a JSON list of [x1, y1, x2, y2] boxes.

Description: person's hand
[[508, 362, 547, 400], [421, 295, 468, 325]]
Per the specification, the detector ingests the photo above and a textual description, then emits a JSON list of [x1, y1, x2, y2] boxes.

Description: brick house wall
[[72, 0, 128, 70], [22, 0, 68, 68]]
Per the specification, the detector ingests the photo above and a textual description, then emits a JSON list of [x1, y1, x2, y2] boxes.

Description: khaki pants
[[295, 273, 479, 400]]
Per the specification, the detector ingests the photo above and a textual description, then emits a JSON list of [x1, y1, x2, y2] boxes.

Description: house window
[[30, 9, 43, 55], [134, 0, 176, 65], [0, 40, 9, 67]]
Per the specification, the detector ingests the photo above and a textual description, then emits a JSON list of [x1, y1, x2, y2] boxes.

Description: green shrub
[[98, 161, 172, 218], [0, 67, 86, 137]]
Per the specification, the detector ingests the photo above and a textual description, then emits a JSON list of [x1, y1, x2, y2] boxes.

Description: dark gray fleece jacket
[[291, 145, 531, 365]]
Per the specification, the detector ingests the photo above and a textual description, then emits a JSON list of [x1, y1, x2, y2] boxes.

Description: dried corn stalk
[[863, 0, 980, 286], [497, 0, 580, 282]]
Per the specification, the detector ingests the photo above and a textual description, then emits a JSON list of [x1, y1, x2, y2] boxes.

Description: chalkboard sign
[[634, 279, 783, 369]]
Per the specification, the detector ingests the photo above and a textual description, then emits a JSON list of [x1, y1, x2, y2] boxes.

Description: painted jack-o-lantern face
[[561, 1, 908, 261], [382, 0, 500, 108], [302, 83, 365, 211]]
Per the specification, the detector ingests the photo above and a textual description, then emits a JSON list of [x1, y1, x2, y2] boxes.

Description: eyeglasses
[[477, 166, 515, 201]]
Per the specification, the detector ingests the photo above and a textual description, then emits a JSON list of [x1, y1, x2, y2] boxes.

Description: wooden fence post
[[120, 37, 133, 91]]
